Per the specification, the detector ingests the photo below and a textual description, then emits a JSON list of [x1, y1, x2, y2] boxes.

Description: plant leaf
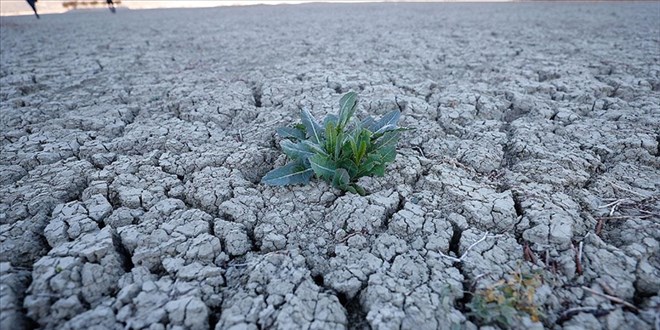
[[370, 110, 401, 132], [345, 186, 357, 194], [337, 158, 359, 178], [338, 92, 358, 129], [280, 140, 314, 160], [361, 116, 375, 129], [356, 129, 370, 163], [374, 130, 400, 149], [301, 140, 328, 156], [340, 139, 353, 161], [357, 153, 380, 176], [309, 154, 336, 180], [332, 168, 350, 188], [378, 146, 397, 163], [334, 131, 344, 160], [277, 126, 305, 140], [324, 114, 338, 126], [348, 133, 358, 161], [350, 184, 366, 196], [300, 108, 323, 144], [324, 121, 337, 157], [371, 127, 413, 140], [374, 124, 397, 135], [372, 164, 386, 177], [261, 161, 314, 186]]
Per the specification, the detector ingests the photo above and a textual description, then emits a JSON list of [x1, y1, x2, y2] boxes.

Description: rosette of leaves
[[467, 270, 545, 328], [261, 91, 407, 195]]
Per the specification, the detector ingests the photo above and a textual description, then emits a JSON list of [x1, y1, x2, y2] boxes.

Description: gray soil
[[1, 3, 659, 329]]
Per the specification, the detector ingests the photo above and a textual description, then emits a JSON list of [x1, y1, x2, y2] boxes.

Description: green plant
[[261, 91, 408, 195], [467, 270, 544, 328]]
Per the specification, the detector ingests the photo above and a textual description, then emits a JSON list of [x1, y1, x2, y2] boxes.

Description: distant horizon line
[[1, 0, 656, 17]]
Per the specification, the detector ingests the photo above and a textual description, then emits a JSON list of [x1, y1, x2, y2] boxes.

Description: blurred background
[[1, 0, 513, 16]]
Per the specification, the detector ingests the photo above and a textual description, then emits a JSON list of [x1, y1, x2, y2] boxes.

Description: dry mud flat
[[1, 3, 659, 329]]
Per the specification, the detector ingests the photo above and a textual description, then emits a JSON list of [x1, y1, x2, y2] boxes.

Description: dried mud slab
[[1, 3, 659, 329]]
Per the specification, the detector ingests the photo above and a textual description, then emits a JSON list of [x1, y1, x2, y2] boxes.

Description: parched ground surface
[[1, 3, 659, 329]]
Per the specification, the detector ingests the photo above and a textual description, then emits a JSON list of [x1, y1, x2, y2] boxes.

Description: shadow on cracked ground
[[1, 3, 659, 329]]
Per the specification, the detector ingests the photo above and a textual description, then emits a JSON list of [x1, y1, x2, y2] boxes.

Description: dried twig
[[438, 232, 503, 263], [595, 218, 604, 236], [609, 182, 649, 198], [639, 210, 660, 216], [558, 306, 616, 323], [573, 241, 584, 275], [523, 242, 537, 263], [598, 281, 617, 297], [560, 306, 608, 319], [338, 232, 359, 243], [578, 242, 583, 269], [595, 215, 652, 220], [438, 252, 462, 263], [469, 272, 493, 291], [412, 146, 427, 158], [581, 286, 638, 311], [598, 199, 630, 209], [463, 232, 494, 256], [597, 198, 632, 217], [441, 157, 472, 171], [472, 272, 492, 283]]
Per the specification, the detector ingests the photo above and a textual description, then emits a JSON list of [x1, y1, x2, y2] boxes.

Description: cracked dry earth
[[1, 3, 659, 330]]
